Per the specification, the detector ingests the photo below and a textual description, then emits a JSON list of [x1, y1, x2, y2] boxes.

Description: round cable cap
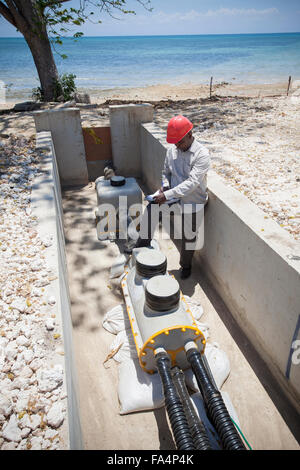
[[145, 275, 180, 312], [110, 176, 126, 187], [136, 249, 167, 278]]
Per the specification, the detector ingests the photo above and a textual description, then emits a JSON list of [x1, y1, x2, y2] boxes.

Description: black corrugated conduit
[[155, 351, 195, 450], [171, 366, 212, 450], [186, 347, 246, 450]]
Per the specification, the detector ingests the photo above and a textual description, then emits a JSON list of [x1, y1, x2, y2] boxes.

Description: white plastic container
[[95, 176, 142, 240]]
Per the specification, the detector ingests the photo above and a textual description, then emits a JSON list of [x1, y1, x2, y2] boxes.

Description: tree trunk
[[1, 0, 60, 101], [24, 31, 59, 102]]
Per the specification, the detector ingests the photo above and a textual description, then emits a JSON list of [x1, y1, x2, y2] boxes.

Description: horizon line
[[0, 31, 300, 39]]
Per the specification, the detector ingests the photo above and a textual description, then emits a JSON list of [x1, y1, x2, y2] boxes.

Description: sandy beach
[[1, 81, 299, 240]]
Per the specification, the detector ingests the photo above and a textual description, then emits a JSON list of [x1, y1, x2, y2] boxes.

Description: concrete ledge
[[109, 104, 154, 177], [34, 108, 89, 187], [33, 131, 83, 449]]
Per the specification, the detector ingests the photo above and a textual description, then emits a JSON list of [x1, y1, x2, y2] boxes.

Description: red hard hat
[[166, 115, 193, 144]]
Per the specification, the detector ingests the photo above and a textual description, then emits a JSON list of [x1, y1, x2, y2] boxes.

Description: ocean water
[[0, 33, 300, 95]]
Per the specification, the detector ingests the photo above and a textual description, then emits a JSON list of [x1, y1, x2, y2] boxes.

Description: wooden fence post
[[210, 76, 213, 99], [287, 76, 292, 96]]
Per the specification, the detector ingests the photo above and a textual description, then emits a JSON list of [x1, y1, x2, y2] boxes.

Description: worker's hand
[[154, 192, 167, 205]]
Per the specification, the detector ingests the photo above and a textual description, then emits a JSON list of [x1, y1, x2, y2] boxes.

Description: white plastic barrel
[[95, 176, 142, 240]]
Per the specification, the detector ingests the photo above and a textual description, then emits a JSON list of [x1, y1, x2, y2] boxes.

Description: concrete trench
[[32, 105, 300, 450], [61, 182, 299, 451]]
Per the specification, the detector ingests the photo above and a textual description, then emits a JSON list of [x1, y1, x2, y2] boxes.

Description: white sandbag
[[194, 320, 210, 340], [183, 295, 204, 321], [190, 390, 241, 449], [118, 358, 164, 415], [102, 304, 129, 335], [109, 328, 138, 363], [110, 254, 129, 279], [205, 342, 230, 388], [184, 342, 230, 391]]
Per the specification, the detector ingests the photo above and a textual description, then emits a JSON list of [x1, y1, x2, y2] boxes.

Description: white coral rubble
[[0, 136, 66, 450]]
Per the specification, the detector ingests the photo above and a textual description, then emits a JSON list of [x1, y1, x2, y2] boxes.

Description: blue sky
[[0, 0, 299, 37]]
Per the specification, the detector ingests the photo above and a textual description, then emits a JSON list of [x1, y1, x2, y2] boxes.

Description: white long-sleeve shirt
[[162, 139, 210, 210]]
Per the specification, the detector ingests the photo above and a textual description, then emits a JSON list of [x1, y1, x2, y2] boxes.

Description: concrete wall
[[32, 131, 83, 449], [197, 172, 300, 409], [109, 104, 154, 177], [139, 123, 300, 410], [140, 122, 171, 191], [34, 108, 89, 187]]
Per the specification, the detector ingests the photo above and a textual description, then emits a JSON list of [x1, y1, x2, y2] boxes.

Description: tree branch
[[0, 1, 17, 26], [41, 0, 71, 7], [4, 0, 30, 33]]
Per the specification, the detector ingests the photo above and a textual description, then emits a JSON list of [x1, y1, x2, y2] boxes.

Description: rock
[[31, 287, 42, 298], [0, 354, 5, 372], [18, 412, 40, 431], [41, 235, 53, 247], [19, 365, 33, 379], [42, 439, 51, 449], [16, 335, 30, 347], [14, 395, 29, 414], [11, 360, 24, 375], [32, 396, 50, 413], [11, 377, 30, 390], [27, 413, 41, 431], [30, 436, 43, 450], [11, 297, 26, 313], [0, 395, 13, 417], [45, 318, 55, 331], [2, 414, 22, 442], [47, 296, 56, 306], [37, 365, 63, 393], [46, 402, 64, 428], [73, 92, 91, 104], [13, 101, 42, 112], [31, 259, 44, 272], [5, 342, 18, 361], [18, 413, 31, 429], [20, 427, 31, 439], [1, 441, 17, 450], [17, 439, 28, 450], [35, 279, 50, 288], [21, 349, 34, 364], [29, 358, 43, 372], [20, 324, 32, 339], [44, 428, 59, 440]]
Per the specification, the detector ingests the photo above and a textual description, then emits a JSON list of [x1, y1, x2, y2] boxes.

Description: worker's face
[[175, 131, 193, 152]]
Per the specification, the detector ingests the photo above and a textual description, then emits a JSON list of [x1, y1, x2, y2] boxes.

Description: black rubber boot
[[180, 266, 191, 279]]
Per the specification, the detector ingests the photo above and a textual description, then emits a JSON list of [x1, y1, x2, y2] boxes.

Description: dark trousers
[[136, 202, 199, 269]]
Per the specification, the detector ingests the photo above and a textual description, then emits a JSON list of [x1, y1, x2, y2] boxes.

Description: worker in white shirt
[[124, 115, 210, 279]]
